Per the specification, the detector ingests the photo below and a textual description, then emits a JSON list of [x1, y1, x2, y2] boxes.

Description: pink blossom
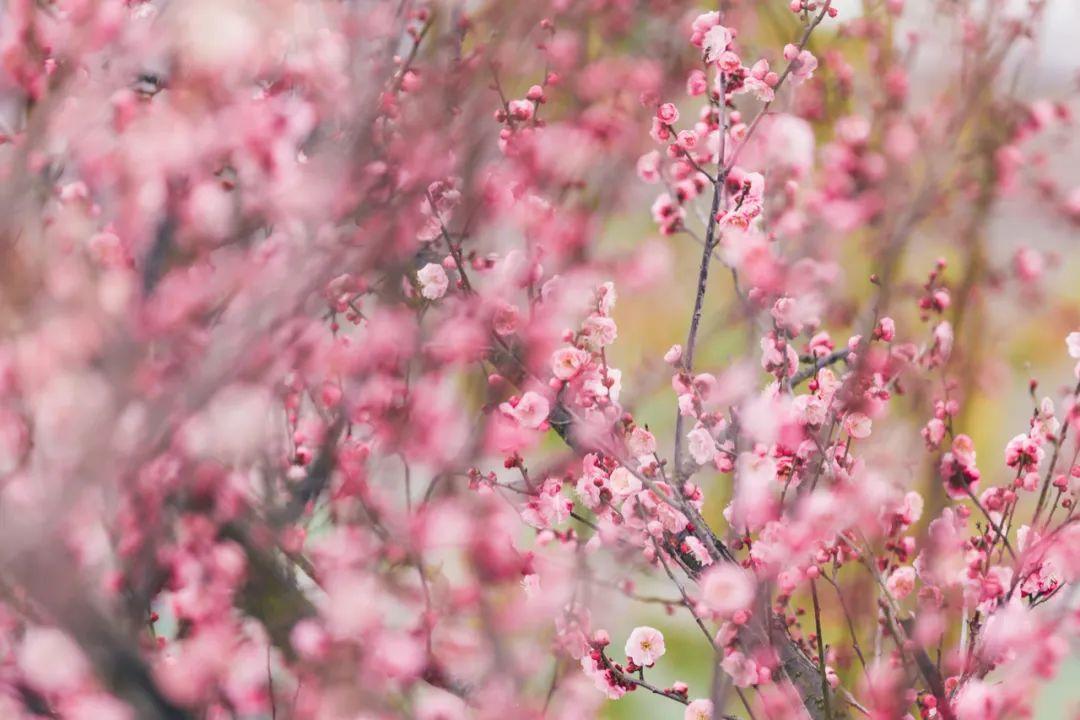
[[690, 12, 721, 47], [657, 103, 680, 125], [844, 412, 872, 439], [17, 627, 90, 694], [1067, 331, 1080, 359], [502, 391, 551, 429], [686, 69, 708, 96], [922, 417, 946, 449], [417, 262, 449, 300], [700, 565, 756, 617], [580, 315, 618, 349], [702, 25, 733, 63], [684, 698, 714, 720], [954, 680, 1005, 720], [0, 3, 1073, 718], [720, 650, 759, 688], [608, 466, 641, 497], [1004, 433, 1044, 470], [628, 426, 657, 457], [784, 45, 818, 83], [552, 347, 590, 380], [687, 426, 717, 466], [508, 99, 534, 122], [886, 566, 916, 599], [637, 150, 662, 183], [625, 626, 666, 666], [899, 491, 924, 525]]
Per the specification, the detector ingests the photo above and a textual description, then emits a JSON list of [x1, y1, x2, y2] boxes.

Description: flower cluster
[[0, 0, 1077, 719]]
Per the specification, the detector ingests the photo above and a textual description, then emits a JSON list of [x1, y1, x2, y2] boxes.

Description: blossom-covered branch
[[0, 0, 1077, 719]]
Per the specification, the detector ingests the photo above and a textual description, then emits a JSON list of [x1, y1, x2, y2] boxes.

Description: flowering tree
[[0, 0, 1078, 718]]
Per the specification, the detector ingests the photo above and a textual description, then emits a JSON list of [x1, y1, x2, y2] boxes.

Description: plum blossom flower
[[686, 537, 715, 567], [657, 103, 679, 125], [700, 565, 756, 617], [844, 412, 872, 439], [742, 76, 775, 103], [687, 425, 718, 466], [686, 69, 708, 96], [761, 332, 798, 377], [1004, 433, 1044, 471], [720, 650, 760, 687], [596, 282, 617, 315], [417, 263, 449, 300], [637, 150, 661, 183], [580, 655, 626, 700], [702, 25, 733, 63], [690, 12, 720, 47], [625, 626, 665, 667], [954, 680, 1005, 720], [628, 427, 657, 457], [552, 347, 590, 380], [17, 627, 89, 694], [608, 467, 641, 497], [922, 417, 946, 449], [898, 491, 924, 525], [886, 566, 917, 599], [580, 315, 618, 349], [784, 44, 818, 82], [941, 433, 981, 499], [685, 699, 714, 720], [521, 479, 573, 529], [651, 192, 685, 234], [1067, 331, 1080, 359], [501, 391, 550, 429]]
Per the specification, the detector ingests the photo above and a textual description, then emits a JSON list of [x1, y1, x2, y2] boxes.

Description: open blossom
[[844, 412, 872, 439], [501, 391, 550, 429], [417, 263, 449, 299], [581, 655, 626, 701], [783, 44, 818, 82], [687, 426, 717, 465], [761, 332, 798, 377], [702, 24, 733, 63], [521, 479, 573, 529], [651, 192, 685, 233], [922, 417, 946, 449], [941, 433, 981, 499], [17, 627, 90, 694], [886, 566, 917, 599], [686, 69, 708, 96], [552, 347, 590, 380], [625, 626, 665, 667], [720, 650, 761, 688], [954, 680, 1006, 720], [684, 699, 713, 720], [1067, 331, 1080, 359], [637, 150, 662, 183], [608, 466, 641, 497], [580, 315, 618, 349], [700, 565, 756, 617], [1004, 433, 1044, 470], [689, 11, 720, 46], [898, 491, 924, 525], [627, 426, 657, 457]]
